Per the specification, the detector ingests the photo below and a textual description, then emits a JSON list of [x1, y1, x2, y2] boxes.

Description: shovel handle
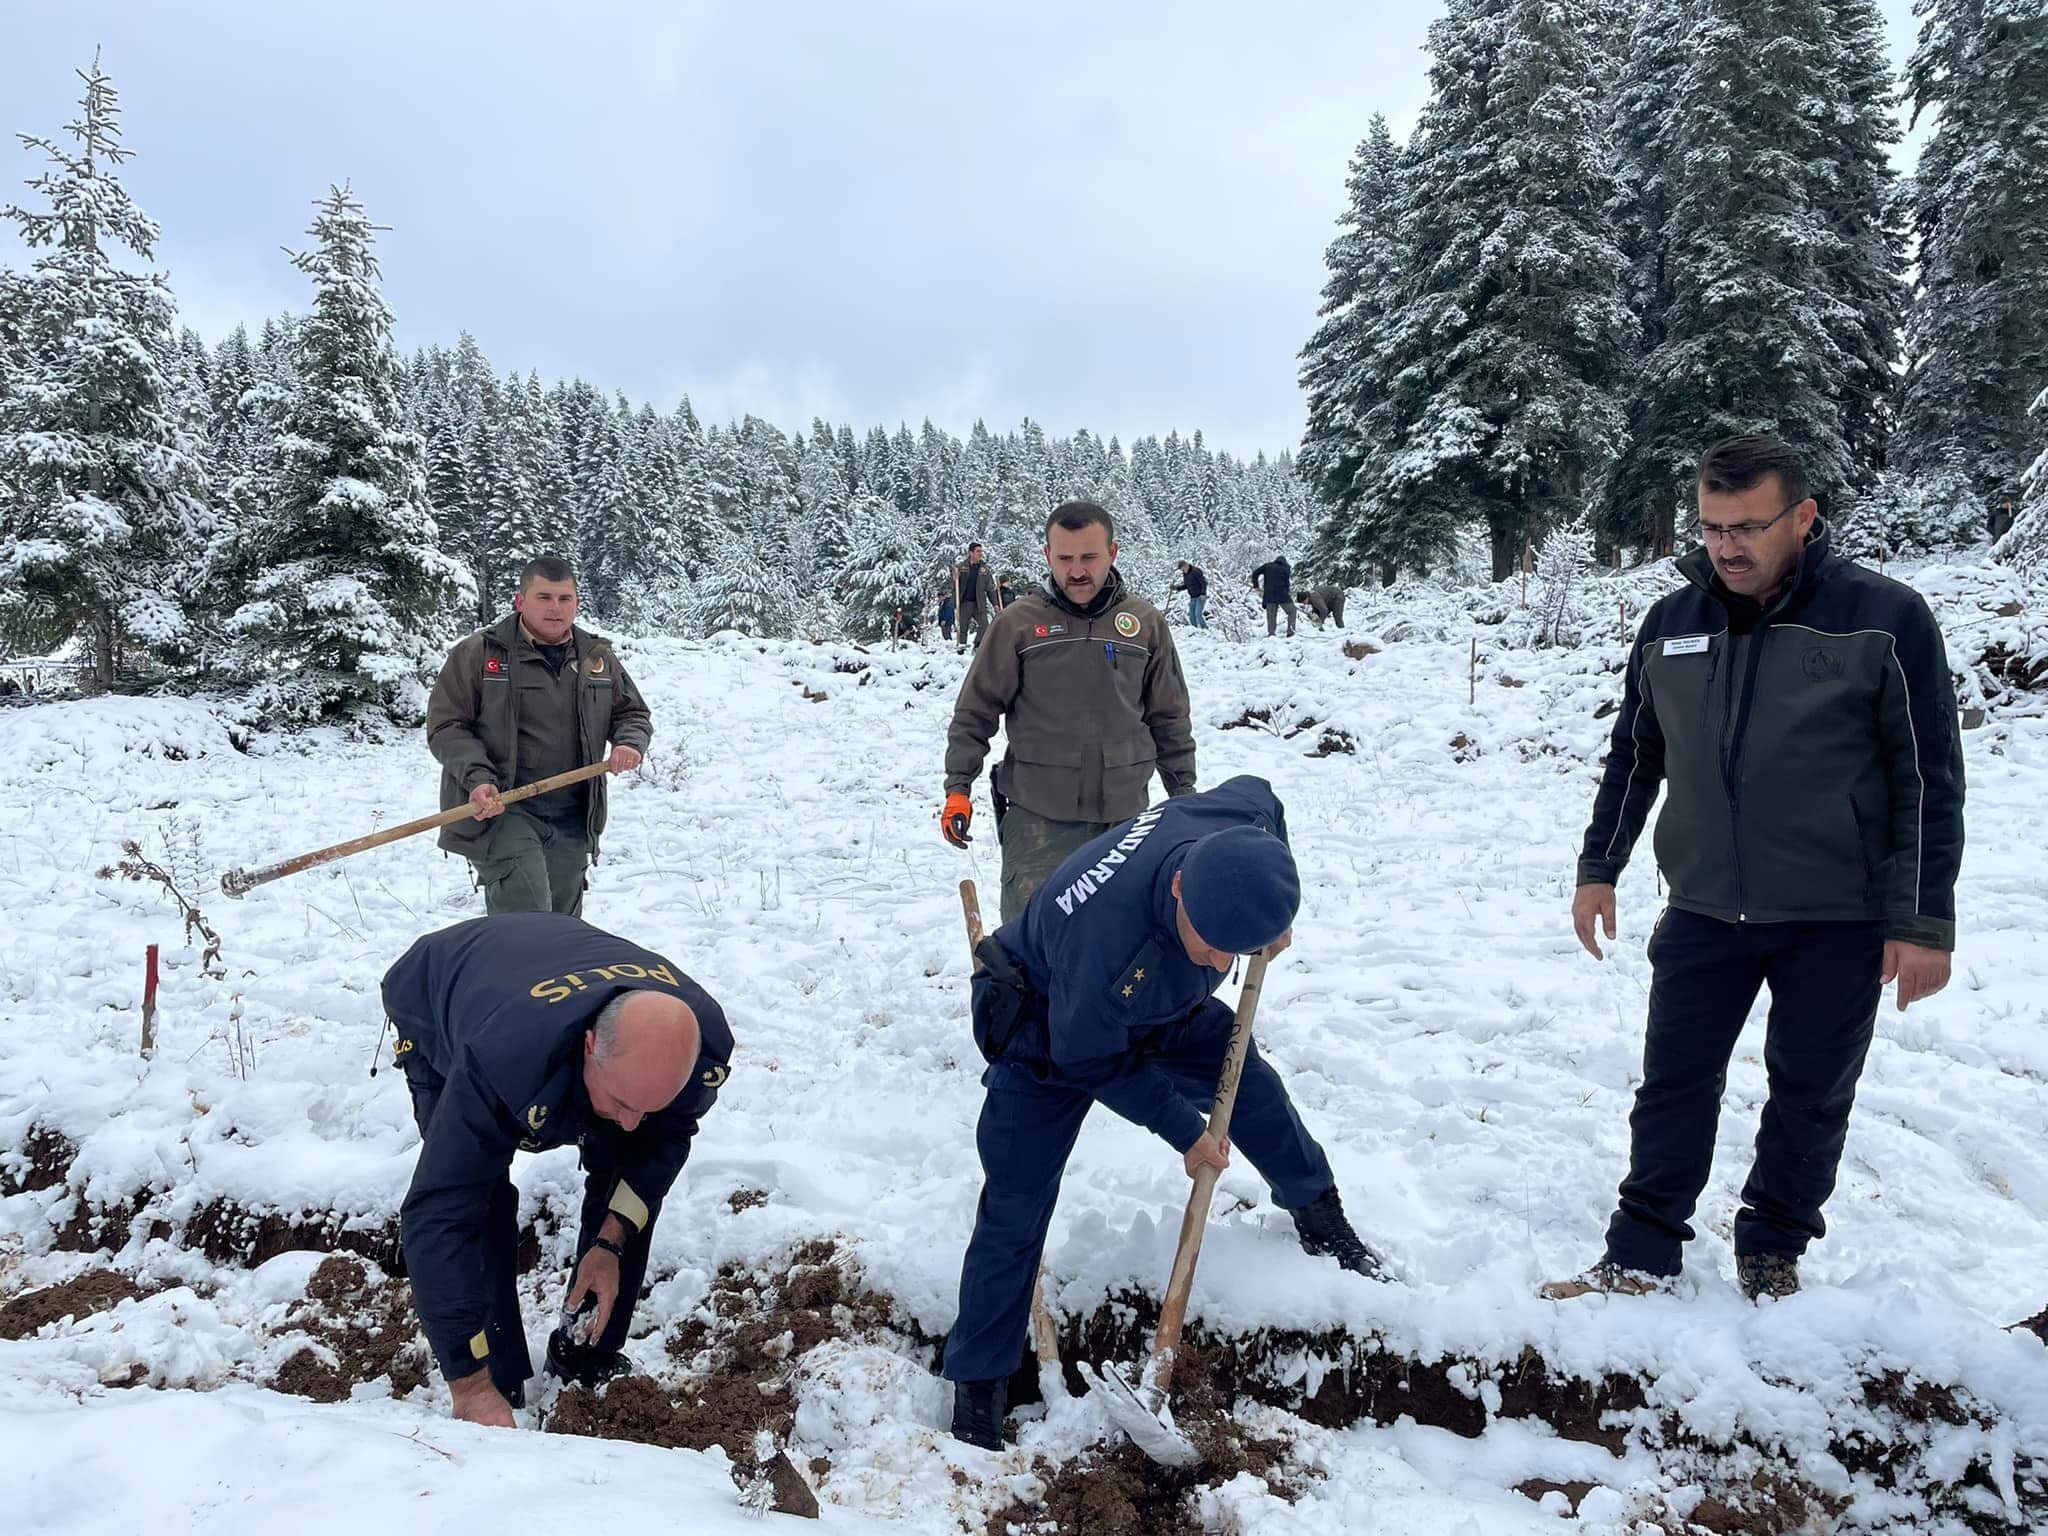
[[221, 760, 613, 897], [1149, 949, 1270, 1386]]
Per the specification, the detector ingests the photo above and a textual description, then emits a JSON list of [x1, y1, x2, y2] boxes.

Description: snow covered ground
[[2, 565, 2045, 1534]]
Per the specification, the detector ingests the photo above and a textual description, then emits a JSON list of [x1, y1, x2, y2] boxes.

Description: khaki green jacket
[[945, 570, 1196, 824], [425, 616, 654, 858]]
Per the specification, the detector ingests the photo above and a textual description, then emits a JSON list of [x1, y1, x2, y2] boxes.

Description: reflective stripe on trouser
[[404, 1069, 533, 1395], [998, 805, 1114, 926], [472, 807, 589, 917], [1602, 908, 1883, 1275], [941, 996, 1335, 1383]]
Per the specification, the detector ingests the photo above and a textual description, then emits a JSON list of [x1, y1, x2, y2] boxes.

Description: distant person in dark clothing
[[1250, 557, 1295, 636], [954, 544, 1001, 653], [1172, 561, 1209, 629], [938, 591, 957, 643], [1299, 587, 1345, 630]]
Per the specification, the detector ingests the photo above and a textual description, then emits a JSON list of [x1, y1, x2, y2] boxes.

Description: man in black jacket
[[382, 914, 733, 1425], [1250, 556, 1295, 636], [1171, 560, 1209, 629], [1547, 436, 1965, 1303]]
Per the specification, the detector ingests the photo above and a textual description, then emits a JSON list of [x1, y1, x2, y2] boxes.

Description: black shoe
[[950, 1377, 1007, 1451], [1291, 1189, 1388, 1279], [1737, 1253, 1800, 1301], [545, 1327, 634, 1387]]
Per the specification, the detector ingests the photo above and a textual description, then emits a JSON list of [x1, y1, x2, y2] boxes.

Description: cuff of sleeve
[[1158, 1105, 1207, 1156], [608, 1179, 650, 1231], [461, 765, 497, 794], [1576, 859, 1621, 887], [1885, 915, 1955, 951]]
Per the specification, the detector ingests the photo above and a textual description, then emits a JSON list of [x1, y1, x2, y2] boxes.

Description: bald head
[[583, 991, 701, 1132]]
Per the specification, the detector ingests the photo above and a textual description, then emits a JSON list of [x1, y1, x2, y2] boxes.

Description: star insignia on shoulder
[[1122, 985, 1134, 998], [1134, 969, 1145, 981]]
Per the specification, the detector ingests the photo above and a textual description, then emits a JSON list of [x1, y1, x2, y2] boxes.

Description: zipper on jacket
[[1721, 626, 1771, 920]]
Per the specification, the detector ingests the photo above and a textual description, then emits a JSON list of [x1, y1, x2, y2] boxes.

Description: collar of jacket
[[1039, 566, 1128, 620], [491, 613, 599, 659], [1677, 516, 1834, 618]]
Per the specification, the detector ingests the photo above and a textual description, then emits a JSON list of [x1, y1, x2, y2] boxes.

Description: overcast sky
[[1, 1, 1928, 460]]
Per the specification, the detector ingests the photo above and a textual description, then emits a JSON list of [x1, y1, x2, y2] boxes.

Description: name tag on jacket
[[1662, 635, 1710, 656]]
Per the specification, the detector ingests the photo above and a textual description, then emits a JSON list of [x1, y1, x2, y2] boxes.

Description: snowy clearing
[[2, 569, 2045, 1535]]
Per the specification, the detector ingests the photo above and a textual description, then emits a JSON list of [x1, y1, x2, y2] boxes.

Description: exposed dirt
[[549, 1240, 908, 1514], [53, 1192, 146, 1255], [268, 1255, 431, 1404], [1305, 728, 1355, 757], [1, 1123, 77, 1195], [1218, 707, 1273, 731], [182, 1197, 548, 1277], [1341, 640, 1379, 660], [1058, 1290, 2040, 1534], [1515, 1478, 1595, 1513], [2013, 1306, 2048, 1345], [0, 1269, 152, 1339], [727, 1188, 770, 1213]]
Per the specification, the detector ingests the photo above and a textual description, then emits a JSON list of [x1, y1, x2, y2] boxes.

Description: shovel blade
[[1079, 1360, 1200, 1468]]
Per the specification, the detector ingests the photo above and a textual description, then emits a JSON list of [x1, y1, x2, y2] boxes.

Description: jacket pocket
[[1099, 733, 1157, 821], [1000, 740, 1088, 820]]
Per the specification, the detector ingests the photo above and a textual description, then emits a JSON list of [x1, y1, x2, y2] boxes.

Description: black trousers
[[1602, 908, 1884, 1275]]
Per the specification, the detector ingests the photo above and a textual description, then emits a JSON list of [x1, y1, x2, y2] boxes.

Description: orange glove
[[941, 793, 974, 848]]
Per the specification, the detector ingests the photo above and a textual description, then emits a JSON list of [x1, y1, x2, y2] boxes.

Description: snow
[[2, 577, 2045, 1532]]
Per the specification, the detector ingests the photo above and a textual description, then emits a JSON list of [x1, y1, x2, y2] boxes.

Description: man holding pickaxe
[[941, 774, 1387, 1451], [427, 556, 653, 916], [382, 912, 733, 1426]]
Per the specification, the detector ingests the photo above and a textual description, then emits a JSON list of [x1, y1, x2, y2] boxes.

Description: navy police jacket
[[380, 914, 732, 1377], [991, 774, 1288, 1154]]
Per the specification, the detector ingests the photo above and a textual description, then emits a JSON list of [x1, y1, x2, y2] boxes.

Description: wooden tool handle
[[220, 760, 613, 897], [960, 879, 986, 960], [1148, 949, 1271, 1383]]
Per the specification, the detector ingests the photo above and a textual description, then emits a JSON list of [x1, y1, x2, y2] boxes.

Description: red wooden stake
[[141, 943, 160, 1059]]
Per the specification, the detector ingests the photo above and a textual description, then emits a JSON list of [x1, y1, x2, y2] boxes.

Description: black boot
[[1291, 1189, 1388, 1279], [950, 1377, 1007, 1451], [545, 1326, 634, 1388]]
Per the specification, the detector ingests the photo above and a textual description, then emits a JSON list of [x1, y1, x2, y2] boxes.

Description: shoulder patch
[[1112, 940, 1168, 1005], [1115, 611, 1141, 638]]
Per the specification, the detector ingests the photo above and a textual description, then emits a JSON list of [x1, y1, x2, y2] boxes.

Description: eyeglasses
[[1699, 499, 1805, 545]]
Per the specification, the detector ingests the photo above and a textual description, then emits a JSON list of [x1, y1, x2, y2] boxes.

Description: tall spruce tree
[[224, 185, 468, 719], [1819, 0, 1911, 499], [1299, 115, 1414, 584], [1369, 0, 1633, 580], [0, 57, 208, 682], [1894, 0, 2048, 514], [1606, 0, 1857, 552]]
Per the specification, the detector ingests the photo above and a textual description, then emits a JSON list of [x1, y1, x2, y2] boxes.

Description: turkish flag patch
[[1035, 625, 1050, 637], [483, 656, 505, 678]]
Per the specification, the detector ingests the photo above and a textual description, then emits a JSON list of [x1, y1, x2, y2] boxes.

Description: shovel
[[958, 880, 1067, 1404], [1079, 949, 1270, 1467]]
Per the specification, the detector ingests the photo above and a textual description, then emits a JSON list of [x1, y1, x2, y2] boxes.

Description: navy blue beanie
[[1180, 825, 1300, 953]]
